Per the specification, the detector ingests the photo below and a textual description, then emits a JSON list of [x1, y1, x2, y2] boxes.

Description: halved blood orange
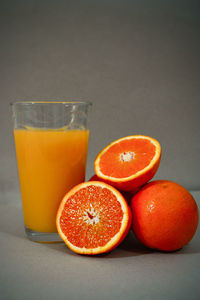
[[94, 135, 161, 191], [88, 174, 138, 204], [56, 181, 132, 255]]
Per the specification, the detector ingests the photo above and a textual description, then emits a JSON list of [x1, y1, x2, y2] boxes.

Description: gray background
[[0, 192, 200, 300], [1, 0, 200, 193], [0, 1, 200, 300]]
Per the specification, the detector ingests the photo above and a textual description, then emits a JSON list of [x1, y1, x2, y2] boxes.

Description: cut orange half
[[94, 135, 161, 191], [88, 174, 139, 204], [56, 181, 132, 255]]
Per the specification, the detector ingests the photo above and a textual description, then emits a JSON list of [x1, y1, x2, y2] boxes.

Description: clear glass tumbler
[[11, 101, 91, 242]]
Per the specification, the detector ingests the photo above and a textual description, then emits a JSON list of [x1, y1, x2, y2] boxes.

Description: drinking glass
[[11, 101, 91, 242]]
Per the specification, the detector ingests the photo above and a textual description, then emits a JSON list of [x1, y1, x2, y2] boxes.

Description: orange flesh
[[59, 185, 123, 248], [99, 139, 156, 178]]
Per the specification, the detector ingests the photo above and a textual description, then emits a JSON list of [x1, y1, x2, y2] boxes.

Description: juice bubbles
[[14, 129, 89, 233]]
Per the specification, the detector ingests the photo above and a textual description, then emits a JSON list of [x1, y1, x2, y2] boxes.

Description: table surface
[[0, 191, 200, 300]]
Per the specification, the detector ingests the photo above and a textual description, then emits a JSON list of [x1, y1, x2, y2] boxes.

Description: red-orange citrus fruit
[[56, 181, 132, 255], [94, 135, 161, 191], [88, 174, 139, 204], [131, 180, 199, 251]]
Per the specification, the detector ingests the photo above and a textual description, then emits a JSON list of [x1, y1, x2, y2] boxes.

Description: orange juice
[[14, 129, 89, 232]]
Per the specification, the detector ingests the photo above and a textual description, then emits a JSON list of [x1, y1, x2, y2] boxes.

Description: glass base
[[25, 226, 62, 243]]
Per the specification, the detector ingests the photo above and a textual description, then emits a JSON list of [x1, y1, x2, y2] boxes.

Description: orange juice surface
[[14, 129, 89, 232]]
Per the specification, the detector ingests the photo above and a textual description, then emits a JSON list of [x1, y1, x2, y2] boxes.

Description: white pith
[[120, 151, 135, 162], [83, 205, 100, 225]]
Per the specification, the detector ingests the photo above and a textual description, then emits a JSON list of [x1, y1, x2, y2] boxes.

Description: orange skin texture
[[131, 180, 199, 251]]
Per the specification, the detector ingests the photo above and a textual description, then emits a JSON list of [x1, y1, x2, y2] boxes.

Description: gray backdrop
[[1, 0, 200, 194], [1, 2, 200, 300]]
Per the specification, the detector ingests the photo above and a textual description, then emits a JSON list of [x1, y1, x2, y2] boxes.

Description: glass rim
[[10, 100, 92, 106]]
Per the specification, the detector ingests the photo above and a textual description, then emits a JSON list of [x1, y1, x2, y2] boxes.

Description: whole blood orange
[[131, 180, 199, 251], [56, 181, 132, 255], [94, 135, 161, 191]]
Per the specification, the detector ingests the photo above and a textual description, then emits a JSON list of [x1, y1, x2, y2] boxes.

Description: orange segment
[[94, 135, 161, 191], [56, 181, 132, 255]]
